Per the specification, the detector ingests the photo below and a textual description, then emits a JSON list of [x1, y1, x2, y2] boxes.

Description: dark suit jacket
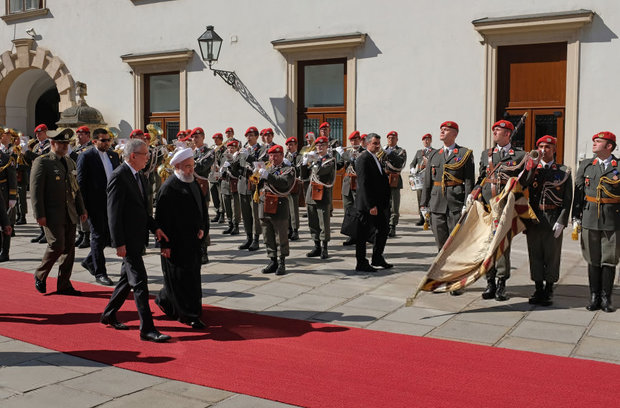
[[107, 162, 157, 255], [355, 150, 390, 213], [77, 147, 120, 230]]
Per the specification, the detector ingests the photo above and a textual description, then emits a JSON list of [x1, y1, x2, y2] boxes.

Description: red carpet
[[1, 267, 619, 407]]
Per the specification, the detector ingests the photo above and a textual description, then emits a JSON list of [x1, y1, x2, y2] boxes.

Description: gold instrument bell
[[146, 123, 164, 146]]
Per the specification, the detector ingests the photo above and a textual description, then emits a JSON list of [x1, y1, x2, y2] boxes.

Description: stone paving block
[[365, 320, 434, 337], [211, 393, 296, 408], [367, 282, 418, 298], [0, 386, 17, 399], [574, 336, 620, 362], [0, 384, 111, 408], [312, 305, 387, 327], [0, 335, 11, 342], [39, 352, 107, 374], [202, 280, 255, 297], [408, 291, 477, 313], [341, 294, 404, 313], [0, 340, 55, 366], [259, 307, 319, 322], [455, 308, 525, 327], [428, 320, 510, 345], [587, 320, 620, 340], [384, 306, 455, 327], [277, 271, 335, 287], [594, 309, 620, 323], [0, 360, 83, 392], [496, 336, 574, 357], [525, 306, 595, 326], [306, 280, 370, 298], [510, 320, 586, 344], [250, 281, 311, 298], [215, 292, 286, 312], [277, 293, 345, 311], [152, 379, 234, 403], [60, 366, 166, 397], [96, 388, 208, 408]]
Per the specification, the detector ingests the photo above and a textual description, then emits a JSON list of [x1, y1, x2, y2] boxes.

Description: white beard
[[174, 169, 195, 183]]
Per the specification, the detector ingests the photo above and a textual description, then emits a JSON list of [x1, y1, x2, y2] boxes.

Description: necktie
[[500, 149, 506, 159], [60, 157, 68, 172], [544, 164, 550, 170], [135, 172, 144, 197]]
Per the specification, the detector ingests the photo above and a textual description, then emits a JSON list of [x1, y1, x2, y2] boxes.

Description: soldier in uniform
[[0, 128, 18, 261], [285, 136, 302, 241], [260, 128, 276, 154], [220, 139, 241, 235], [303, 136, 336, 259], [573, 131, 620, 313], [71, 126, 93, 249], [31, 129, 87, 295], [224, 127, 239, 145], [383, 131, 407, 237], [409, 133, 434, 226], [191, 127, 213, 264], [209, 132, 226, 224], [299, 131, 316, 218], [233, 126, 262, 251], [27, 124, 52, 244], [257, 145, 296, 275], [8, 130, 30, 226], [473, 119, 537, 301], [336, 131, 365, 246], [420, 121, 475, 252], [526, 136, 573, 306]]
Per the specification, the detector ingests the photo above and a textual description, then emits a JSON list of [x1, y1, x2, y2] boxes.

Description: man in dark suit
[[77, 128, 120, 286], [101, 138, 171, 343], [354, 133, 392, 272]]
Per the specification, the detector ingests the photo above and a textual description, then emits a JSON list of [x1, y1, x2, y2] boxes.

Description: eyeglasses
[[134, 151, 150, 156], [98, 138, 111, 142]]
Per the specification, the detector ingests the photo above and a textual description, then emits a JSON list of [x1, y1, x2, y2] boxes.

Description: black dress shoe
[[450, 289, 464, 296], [0, 253, 9, 262], [371, 259, 393, 269], [81, 260, 95, 276], [415, 218, 424, 226], [140, 331, 171, 343], [56, 287, 82, 296], [39, 236, 47, 244], [189, 320, 206, 329], [15, 217, 26, 225], [356, 263, 377, 272], [31, 234, 44, 243], [342, 237, 356, 246], [100, 315, 129, 330], [95, 275, 114, 286], [35, 277, 46, 293]]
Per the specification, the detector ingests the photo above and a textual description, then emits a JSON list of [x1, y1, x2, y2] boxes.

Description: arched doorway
[[35, 87, 60, 131]]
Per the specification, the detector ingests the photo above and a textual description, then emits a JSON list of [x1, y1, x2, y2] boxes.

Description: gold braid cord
[[0, 156, 14, 173], [441, 149, 472, 194], [596, 176, 620, 216]]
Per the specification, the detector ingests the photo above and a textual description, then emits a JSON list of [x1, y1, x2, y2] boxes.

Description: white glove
[[283, 158, 291, 166], [420, 207, 429, 218], [302, 155, 309, 165], [335, 146, 344, 156], [253, 161, 265, 171], [572, 219, 581, 230], [222, 161, 231, 168], [461, 205, 468, 215], [385, 147, 393, 155], [465, 194, 474, 207], [239, 148, 249, 159], [553, 222, 565, 238], [259, 168, 269, 180], [232, 151, 239, 159], [8, 200, 16, 209]]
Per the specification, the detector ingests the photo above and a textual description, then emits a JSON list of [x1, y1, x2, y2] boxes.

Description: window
[[8, 0, 42, 14], [145, 72, 180, 142]]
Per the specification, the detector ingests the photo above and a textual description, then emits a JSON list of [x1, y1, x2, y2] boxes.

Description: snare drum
[[411, 173, 424, 190]]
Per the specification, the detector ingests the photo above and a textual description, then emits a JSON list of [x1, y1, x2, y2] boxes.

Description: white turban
[[170, 147, 194, 167]]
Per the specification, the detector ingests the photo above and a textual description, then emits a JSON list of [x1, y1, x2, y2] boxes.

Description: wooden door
[[504, 108, 565, 163]]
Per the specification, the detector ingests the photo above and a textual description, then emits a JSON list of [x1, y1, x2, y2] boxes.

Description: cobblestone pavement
[[1, 203, 619, 407]]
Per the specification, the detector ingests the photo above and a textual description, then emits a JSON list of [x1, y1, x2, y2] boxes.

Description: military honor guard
[[474, 119, 536, 301], [220, 139, 241, 235], [6, 129, 30, 226], [525, 136, 573, 306], [572, 131, 620, 313], [72, 126, 94, 249], [209, 132, 226, 224], [383, 131, 407, 237], [336, 131, 365, 245], [299, 131, 316, 218], [303, 136, 336, 259], [27, 124, 52, 244], [191, 127, 214, 264], [0, 128, 18, 261], [31, 129, 87, 295], [409, 133, 434, 226], [257, 145, 296, 275], [285, 136, 302, 241]]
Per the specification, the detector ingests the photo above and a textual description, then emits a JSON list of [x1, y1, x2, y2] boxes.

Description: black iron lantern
[[197, 25, 223, 66]]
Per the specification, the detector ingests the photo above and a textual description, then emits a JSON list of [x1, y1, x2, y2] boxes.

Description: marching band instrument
[[146, 123, 164, 146]]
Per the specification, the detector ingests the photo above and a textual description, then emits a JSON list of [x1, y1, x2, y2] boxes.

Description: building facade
[[0, 0, 618, 212]]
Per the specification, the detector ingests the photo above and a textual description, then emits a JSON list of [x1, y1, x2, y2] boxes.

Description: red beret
[[268, 144, 284, 154], [422, 133, 432, 140], [348, 131, 361, 140], [212, 132, 223, 139], [264, 128, 274, 135], [34, 124, 48, 133], [245, 126, 258, 136], [129, 129, 144, 138], [536, 135, 557, 146], [305, 132, 315, 140], [492, 120, 515, 131], [190, 127, 204, 137], [285, 137, 297, 144], [76, 126, 90, 133], [360, 133, 367, 139], [593, 131, 616, 144], [176, 130, 187, 138], [226, 139, 239, 147], [319, 122, 330, 129], [315, 136, 328, 144], [387, 131, 398, 137], [225, 127, 234, 133], [440, 121, 459, 131]]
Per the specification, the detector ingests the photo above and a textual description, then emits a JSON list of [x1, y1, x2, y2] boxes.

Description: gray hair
[[123, 138, 146, 160], [365, 133, 380, 142]]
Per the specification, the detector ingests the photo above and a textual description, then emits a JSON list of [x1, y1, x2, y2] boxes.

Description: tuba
[[146, 123, 164, 147]]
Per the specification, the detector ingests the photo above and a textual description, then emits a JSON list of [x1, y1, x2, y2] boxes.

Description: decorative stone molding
[[1, 7, 48, 23]]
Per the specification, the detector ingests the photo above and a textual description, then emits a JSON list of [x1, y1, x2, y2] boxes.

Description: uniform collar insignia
[[493, 147, 499, 153], [537, 163, 542, 169], [612, 159, 618, 167], [439, 148, 444, 154], [593, 158, 598, 165], [509, 149, 514, 155]]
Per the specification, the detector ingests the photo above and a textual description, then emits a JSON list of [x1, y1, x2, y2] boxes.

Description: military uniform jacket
[[231, 143, 262, 196], [194, 145, 215, 179], [24, 138, 50, 164], [421, 144, 474, 213], [304, 153, 336, 205], [30, 152, 85, 225], [219, 151, 238, 196], [69, 141, 93, 162], [477, 145, 531, 204], [528, 162, 573, 229], [410, 147, 435, 174], [0, 150, 17, 203], [258, 163, 295, 219], [341, 146, 364, 196], [383, 145, 407, 189], [208, 144, 226, 183], [573, 155, 620, 231]]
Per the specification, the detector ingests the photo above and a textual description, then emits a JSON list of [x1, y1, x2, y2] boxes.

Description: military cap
[[176, 130, 187, 139], [264, 128, 274, 135], [319, 122, 330, 129], [267, 144, 284, 154], [51, 128, 74, 142], [315, 136, 328, 144], [225, 127, 234, 133], [212, 132, 223, 139], [129, 129, 144, 138], [387, 131, 398, 137], [592, 131, 616, 144], [76, 126, 90, 133], [245, 126, 258, 136], [285, 137, 297, 144], [422, 133, 432, 140], [34, 124, 48, 133], [440, 121, 459, 131], [492, 120, 514, 131], [190, 127, 204, 136], [536, 135, 557, 146], [348, 131, 361, 140], [226, 139, 240, 147]]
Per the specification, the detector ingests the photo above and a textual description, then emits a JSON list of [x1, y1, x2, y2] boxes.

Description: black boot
[[0, 234, 10, 262], [75, 231, 84, 247], [238, 234, 252, 250], [306, 241, 321, 257], [586, 264, 602, 311], [16, 215, 26, 225], [288, 227, 293, 239], [388, 225, 396, 238], [342, 236, 356, 246], [262, 257, 278, 274], [78, 232, 91, 249], [482, 270, 497, 300], [540, 281, 554, 306], [290, 229, 299, 241], [218, 213, 226, 224], [320, 241, 329, 259], [495, 278, 508, 301], [222, 222, 234, 234], [211, 211, 221, 223], [601, 266, 616, 313], [248, 234, 260, 251], [415, 217, 424, 226], [230, 224, 239, 235], [276, 257, 286, 276], [528, 281, 545, 305]]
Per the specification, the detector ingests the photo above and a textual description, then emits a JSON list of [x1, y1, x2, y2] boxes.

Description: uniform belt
[[586, 195, 620, 204], [0, 179, 6, 184], [487, 178, 507, 185], [539, 204, 558, 210], [434, 181, 463, 187]]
